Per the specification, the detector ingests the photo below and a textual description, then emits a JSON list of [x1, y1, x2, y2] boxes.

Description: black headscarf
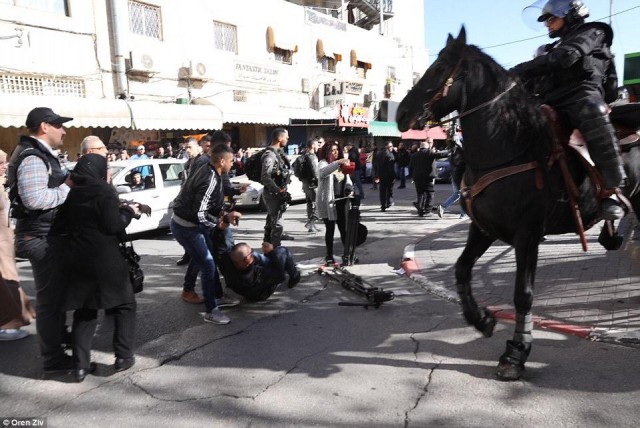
[[71, 153, 107, 185]]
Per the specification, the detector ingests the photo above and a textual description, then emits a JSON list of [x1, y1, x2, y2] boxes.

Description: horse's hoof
[[496, 361, 524, 381], [474, 310, 497, 337], [598, 232, 623, 251]]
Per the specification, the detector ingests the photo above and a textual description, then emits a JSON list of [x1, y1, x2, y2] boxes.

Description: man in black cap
[[7, 107, 75, 374]]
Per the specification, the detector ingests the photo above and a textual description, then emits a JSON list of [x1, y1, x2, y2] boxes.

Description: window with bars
[[213, 20, 237, 53], [0, 0, 69, 16], [128, 0, 162, 40], [0, 74, 85, 97], [320, 56, 336, 73], [274, 47, 293, 65]]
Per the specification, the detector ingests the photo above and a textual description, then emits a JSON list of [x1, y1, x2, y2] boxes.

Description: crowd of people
[[0, 107, 461, 384]]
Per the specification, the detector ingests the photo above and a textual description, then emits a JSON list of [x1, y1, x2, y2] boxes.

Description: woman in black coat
[[62, 154, 141, 382]]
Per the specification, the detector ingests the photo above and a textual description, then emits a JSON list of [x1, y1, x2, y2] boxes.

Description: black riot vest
[[542, 22, 614, 104], [8, 136, 67, 236]]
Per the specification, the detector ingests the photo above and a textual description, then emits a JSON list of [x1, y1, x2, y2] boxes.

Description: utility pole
[[609, 0, 613, 26]]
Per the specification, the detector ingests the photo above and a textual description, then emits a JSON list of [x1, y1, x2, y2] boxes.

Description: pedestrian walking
[[375, 141, 396, 211], [410, 138, 449, 217], [395, 142, 411, 189]]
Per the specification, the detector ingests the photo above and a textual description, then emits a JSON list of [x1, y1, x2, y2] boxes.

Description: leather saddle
[[541, 103, 637, 208]]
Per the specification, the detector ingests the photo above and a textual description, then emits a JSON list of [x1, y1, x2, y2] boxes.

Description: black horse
[[396, 27, 640, 380]]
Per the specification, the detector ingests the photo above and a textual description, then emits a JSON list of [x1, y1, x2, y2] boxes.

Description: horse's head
[[397, 27, 469, 132]]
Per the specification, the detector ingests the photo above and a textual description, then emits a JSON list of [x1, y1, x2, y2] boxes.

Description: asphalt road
[[1, 183, 639, 428]]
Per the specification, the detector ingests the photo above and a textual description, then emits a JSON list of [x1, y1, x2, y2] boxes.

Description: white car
[[110, 158, 186, 234], [230, 173, 305, 209]]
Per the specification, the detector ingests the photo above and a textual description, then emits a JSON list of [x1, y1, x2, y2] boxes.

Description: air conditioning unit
[[364, 91, 377, 105], [178, 60, 208, 81], [127, 51, 156, 75]]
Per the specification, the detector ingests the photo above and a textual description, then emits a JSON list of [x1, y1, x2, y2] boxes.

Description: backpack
[[292, 154, 313, 181], [244, 149, 266, 183]]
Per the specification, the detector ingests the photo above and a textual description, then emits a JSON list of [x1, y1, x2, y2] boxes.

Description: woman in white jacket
[[316, 142, 350, 265]]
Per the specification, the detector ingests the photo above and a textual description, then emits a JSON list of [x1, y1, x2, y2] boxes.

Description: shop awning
[[266, 26, 298, 52], [213, 101, 333, 126], [401, 126, 448, 140], [369, 121, 400, 137], [316, 38, 343, 60], [126, 101, 223, 130], [0, 94, 132, 128]]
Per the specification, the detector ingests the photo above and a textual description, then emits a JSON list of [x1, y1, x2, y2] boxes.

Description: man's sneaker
[[217, 294, 240, 308], [304, 221, 312, 232], [281, 233, 295, 241], [437, 205, 444, 219], [311, 223, 322, 232], [204, 308, 230, 325], [288, 270, 301, 288], [182, 290, 204, 304], [324, 256, 336, 266], [0, 329, 29, 341]]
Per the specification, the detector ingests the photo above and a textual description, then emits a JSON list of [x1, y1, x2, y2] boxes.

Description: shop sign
[[305, 9, 347, 32], [234, 61, 279, 85], [339, 104, 369, 128], [323, 81, 362, 107]]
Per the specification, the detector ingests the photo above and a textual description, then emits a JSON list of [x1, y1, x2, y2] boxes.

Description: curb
[[401, 226, 640, 345]]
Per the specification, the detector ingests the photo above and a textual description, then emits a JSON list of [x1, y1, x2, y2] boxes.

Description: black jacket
[[62, 180, 136, 310], [512, 22, 615, 105], [410, 148, 449, 183], [172, 160, 224, 229], [376, 149, 396, 182]]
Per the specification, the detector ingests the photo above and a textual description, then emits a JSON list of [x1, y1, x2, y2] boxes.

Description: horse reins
[[437, 81, 518, 126]]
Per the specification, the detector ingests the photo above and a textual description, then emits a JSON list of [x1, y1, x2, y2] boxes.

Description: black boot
[[579, 105, 627, 221]]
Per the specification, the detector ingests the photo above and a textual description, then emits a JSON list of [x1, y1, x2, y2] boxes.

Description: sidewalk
[[404, 213, 640, 346]]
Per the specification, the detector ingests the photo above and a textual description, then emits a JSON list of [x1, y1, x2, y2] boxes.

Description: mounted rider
[[511, 0, 627, 221]]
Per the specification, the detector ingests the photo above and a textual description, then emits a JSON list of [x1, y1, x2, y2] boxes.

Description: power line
[[428, 5, 640, 56]]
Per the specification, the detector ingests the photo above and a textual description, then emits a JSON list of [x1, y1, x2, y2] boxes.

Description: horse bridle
[[416, 50, 517, 126], [415, 53, 467, 126]]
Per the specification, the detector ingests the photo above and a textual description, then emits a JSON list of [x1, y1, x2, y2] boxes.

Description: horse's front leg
[[496, 234, 539, 381], [455, 223, 497, 337]]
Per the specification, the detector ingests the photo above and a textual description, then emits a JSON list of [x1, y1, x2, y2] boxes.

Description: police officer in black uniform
[[511, 0, 626, 220]]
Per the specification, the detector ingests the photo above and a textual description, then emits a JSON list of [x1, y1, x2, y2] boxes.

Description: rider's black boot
[[578, 102, 627, 220]]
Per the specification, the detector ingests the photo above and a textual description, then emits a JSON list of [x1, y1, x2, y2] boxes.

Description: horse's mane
[[462, 45, 553, 163]]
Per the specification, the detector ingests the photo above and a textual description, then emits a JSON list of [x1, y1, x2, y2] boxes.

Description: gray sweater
[[316, 160, 351, 221]]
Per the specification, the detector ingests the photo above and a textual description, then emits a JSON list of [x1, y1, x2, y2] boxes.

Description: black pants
[[323, 200, 347, 259], [15, 236, 67, 367], [72, 302, 136, 369], [415, 180, 435, 214], [379, 179, 394, 209]]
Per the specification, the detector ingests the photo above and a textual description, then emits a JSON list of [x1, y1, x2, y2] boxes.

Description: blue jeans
[[442, 181, 461, 209], [182, 228, 234, 293], [170, 220, 222, 313]]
